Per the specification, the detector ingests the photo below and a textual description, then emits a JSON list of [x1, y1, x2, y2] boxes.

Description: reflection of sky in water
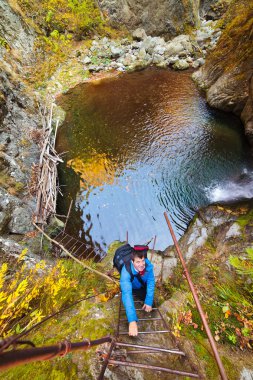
[[57, 68, 251, 251]]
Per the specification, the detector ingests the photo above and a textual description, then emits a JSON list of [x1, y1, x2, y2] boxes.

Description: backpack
[[113, 244, 148, 288]]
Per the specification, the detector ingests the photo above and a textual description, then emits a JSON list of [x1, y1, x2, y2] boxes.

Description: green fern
[[216, 284, 252, 308], [229, 247, 253, 277]]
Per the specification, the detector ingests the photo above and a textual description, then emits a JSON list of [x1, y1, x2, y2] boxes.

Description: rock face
[[0, 0, 36, 64], [98, 0, 200, 38], [193, 0, 253, 146], [0, 1, 39, 257], [199, 0, 231, 20]]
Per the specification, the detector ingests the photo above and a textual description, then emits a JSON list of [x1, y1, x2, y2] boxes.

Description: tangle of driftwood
[[33, 104, 63, 224]]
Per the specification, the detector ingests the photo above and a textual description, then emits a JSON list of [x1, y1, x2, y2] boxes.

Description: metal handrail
[[164, 211, 228, 380]]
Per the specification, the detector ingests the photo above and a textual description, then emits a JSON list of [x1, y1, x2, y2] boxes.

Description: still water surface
[[56, 68, 251, 251]]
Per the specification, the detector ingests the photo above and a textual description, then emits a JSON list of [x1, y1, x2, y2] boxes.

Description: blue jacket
[[120, 258, 155, 323]]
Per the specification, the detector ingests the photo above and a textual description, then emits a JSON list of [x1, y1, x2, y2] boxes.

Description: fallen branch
[[33, 223, 117, 284]]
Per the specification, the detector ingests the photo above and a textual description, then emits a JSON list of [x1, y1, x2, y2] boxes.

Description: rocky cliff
[[0, 0, 40, 257], [193, 0, 253, 146], [98, 0, 200, 38]]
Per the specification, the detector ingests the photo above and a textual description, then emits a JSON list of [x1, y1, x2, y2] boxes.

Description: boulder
[[140, 37, 156, 54], [173, 59, 190, 70], [110, 46, 123, 59], [132, 28, 147, 41], [83, 56, 92, 64], [8, 206, 33, 234]]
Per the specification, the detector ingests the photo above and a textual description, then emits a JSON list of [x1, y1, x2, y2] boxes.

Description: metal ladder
[[98, 294, 199, 379]]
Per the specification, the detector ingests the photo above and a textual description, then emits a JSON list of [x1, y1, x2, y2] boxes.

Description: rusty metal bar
[[108, 359, 199, 378], [127, 350, 174, 355], [155, 304, 170, 331], [116, 294, 122, 338], [98, 340, 116, 380], [115, 342, 184, 356], [68, 241, 79, 251], [73, 243, 86, 255], [63, 199, 73, 233], [0, 336, 112, 371], [119, 330, 170, 335], [164, 212, 228, 380], [86, 249, 96, 260], [54, 230, 64, 240], [57, 234, 70, 244]]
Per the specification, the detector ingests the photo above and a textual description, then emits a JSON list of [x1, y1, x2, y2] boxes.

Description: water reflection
[[56, 68, 251, 250]]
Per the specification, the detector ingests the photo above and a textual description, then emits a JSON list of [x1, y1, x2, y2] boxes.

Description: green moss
[[236, 209, 253, 228], [186, 330, 220, 379], [222, 356, 240, 380], [0, 36, 10, 50]]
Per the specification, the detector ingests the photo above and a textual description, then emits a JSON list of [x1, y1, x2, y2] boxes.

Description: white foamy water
[[208, 171, 253, 202]]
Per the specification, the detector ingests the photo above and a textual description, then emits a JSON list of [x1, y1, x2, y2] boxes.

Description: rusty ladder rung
[[115, 342, 184, 356], [108, 359, 199, 378], [121, 308, 158, 312], [119, 330, 170, 335]]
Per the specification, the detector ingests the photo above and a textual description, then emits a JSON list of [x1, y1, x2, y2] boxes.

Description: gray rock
[[97, 0, 200, 39], [173, 59, 190, 70], [154, 45, 166, 55], [0, 236, 40, 267], [167, 55, 179, 65], [165, 34, 193, 58], [0, 211, 10, 233], [137, 47, 147, 60], [83, 56, 92, 64], [110, 46, 123, 59], [193, 57, 205, 68], [132, 28, 147, 41], [140, 37, 156, 54], [0, 1, 36, 64], [152, 54, 164, 64], [88, 65, 102, 72], [8, 206, 33, 234]]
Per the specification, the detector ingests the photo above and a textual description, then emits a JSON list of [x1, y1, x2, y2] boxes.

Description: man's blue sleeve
[[120, 266, 138, 323], [144, 264, 155, 307]]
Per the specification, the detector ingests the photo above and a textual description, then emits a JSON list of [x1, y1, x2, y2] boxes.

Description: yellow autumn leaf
[[98, 294, 110, 303]]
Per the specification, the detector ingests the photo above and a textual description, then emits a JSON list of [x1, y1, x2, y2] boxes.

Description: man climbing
[[120, 246, 155, 336]]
